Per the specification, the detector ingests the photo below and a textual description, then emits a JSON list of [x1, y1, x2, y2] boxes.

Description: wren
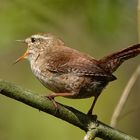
[[15, 33, 140, 115]]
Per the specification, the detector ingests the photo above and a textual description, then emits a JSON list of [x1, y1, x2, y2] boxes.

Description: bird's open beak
[[14, 50, 29, 64], [14, 39, 28, 64]]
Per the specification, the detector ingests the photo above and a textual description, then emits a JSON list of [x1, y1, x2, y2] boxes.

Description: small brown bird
[[15, 33, 140, 115]]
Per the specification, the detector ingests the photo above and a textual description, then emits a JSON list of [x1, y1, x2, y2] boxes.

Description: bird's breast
[[30, 63, 59, 92]]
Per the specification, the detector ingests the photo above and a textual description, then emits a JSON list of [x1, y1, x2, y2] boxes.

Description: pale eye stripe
[[32, 35, 52, 40]]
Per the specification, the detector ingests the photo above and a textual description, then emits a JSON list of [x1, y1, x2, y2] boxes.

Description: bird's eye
[[31, 37, 36, 43]]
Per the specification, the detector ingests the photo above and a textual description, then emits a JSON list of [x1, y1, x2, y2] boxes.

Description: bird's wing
[[43, 47, 116, 81]]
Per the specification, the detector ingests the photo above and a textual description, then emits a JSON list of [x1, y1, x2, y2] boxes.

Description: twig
[[83, 130, 97, 140], [0, 79, 138, 140], [110, 65, 140, 127]]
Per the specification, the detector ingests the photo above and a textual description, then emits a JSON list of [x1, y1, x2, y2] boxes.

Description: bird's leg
[[47, 95, 58, 109], [87, 94, 99, 115], [47, 92, 74, 110]]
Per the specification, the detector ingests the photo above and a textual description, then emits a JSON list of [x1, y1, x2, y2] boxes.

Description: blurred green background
[[0, 0, 140, 140]]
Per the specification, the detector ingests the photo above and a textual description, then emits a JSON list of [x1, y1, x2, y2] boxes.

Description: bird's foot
[[43, 94, 59, 113]]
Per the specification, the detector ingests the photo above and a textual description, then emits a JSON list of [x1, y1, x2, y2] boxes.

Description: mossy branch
[[0, 79, 138, 140]]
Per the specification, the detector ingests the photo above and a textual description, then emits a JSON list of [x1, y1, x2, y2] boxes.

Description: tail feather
[[99, 44, 140, 73]]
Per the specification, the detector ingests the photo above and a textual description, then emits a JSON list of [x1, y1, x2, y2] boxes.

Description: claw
[[46, 95, 59, 112]]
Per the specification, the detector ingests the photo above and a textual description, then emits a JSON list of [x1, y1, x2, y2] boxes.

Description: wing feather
[[43, 46, 116, 81]]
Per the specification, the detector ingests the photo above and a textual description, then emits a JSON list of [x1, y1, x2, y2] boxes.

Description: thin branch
[[83, 130, 97, 140], [110, 65, 140, 127], [0, 79, 138, 140]]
